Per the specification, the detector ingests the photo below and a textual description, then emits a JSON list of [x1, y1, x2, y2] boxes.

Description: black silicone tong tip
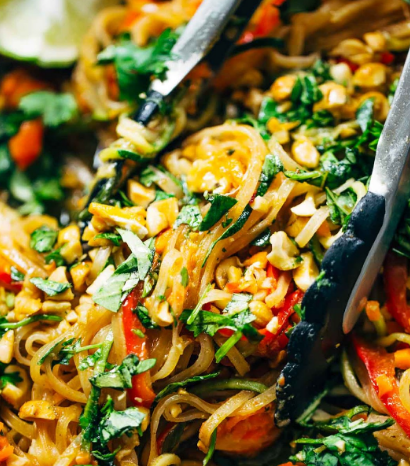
[[275, 192, 386, 427], [133, 90, 164, 126]]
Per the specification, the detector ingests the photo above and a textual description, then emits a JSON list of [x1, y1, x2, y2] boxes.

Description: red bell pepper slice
[[0, 270, 22, 293], [353, 335, 410, 437], [258, 289, 303, 357], [122, 287, 156, 408], [383, 251, 410, 332]]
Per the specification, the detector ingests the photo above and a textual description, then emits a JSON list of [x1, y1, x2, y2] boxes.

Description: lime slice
[[0, 0, 121, 67]]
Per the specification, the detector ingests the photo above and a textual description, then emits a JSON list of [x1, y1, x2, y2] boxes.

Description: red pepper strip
[[336, 57, 359, 72], [384, 251, 410, 332], [257, 290, 303, 357], [157, 422, 177, 453], [352, 335, 410, 437], [122, 287, 155, 408], [0, 271, 22, 293], [380, 51, 395, 65]]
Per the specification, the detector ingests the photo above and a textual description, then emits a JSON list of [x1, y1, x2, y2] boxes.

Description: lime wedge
[[0, 0, 120, 67]]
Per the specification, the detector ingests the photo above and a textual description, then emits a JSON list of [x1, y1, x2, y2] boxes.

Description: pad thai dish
[[1, 1, 410, 465]]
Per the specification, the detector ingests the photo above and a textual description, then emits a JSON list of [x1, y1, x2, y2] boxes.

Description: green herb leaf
[[44, 248, 66, 267], [97, 29, 178, 102], [10, 266, 24, 282], [174, 205, 202, 230], [257, 154, 284, 197], [202, 205, 252, 267], [0, 314, 62, 338], [0, 362, 22, 390], [251, 228, 271, 247], [19, 91, 78, 127], [91, 354, 156, 390], [134, 304, 159, 329], [117, 228, 154, 280], [199, 194, 237, 231], [180, 267, 189, 287], [356, 98, 375, 133], [30, 277, 71, 296], [95, 232, 123, 246], [98, 401, 147, 444], [203, 428, 217, 466], [154, 372, 220, 402], [30, 226, 58, 253]]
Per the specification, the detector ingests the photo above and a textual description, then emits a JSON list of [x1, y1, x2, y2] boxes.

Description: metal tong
[[80, 0, 263, 223], [275, 49, 410, 427]]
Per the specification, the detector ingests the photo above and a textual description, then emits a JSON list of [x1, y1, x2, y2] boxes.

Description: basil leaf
[[30, 226, 58, 253], [199, 195, 237, 231], [30, 277, 71, 296]]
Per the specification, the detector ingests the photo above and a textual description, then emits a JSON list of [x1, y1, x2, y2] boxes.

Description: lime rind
[[0, 0, 120, 68]]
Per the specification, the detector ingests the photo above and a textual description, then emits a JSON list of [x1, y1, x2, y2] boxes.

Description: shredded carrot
[[394, 348, 410, 370], [365, 300, 382, 322], [0, 423, 13, 462], [0, 70, 48, 108], [376, 374, 394, 398], [8, 119, 44, 170], [243, 251, 268, 267], [316, 220, 331, 237], [155, 229, 173, 254]]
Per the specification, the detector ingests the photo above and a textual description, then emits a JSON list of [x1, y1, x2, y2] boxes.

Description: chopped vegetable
[[30, 277, 71, 296]]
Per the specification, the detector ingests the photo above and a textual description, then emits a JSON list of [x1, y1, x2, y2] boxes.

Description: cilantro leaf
[[91, 354, 156, 390], [30, 277, 71, 296], [356, 98, 375, 133], [30, 226, 58, 253], [97, 29, 178, 102], [117, 228, 154, 280], [134, 304, 159, 329], [98, 399, 147, 445], [0, 362, 22, 389], [0, 314, 62, 339], [199, 195, 237, 231], [19, 91, 78, 127]]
